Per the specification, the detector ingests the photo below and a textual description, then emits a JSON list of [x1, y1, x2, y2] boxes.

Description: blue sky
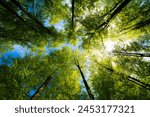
[[0, 45, 30, 65], [44, 19, 66, 31]]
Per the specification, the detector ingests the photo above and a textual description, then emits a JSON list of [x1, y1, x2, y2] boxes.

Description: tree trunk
[[114, 52, 150, 57], [72, 0, 75, 29], [93, 0, 132, 35], [30, 76, 53, 100], [76, 64, 95, 100], [110, 0, 132, 19]]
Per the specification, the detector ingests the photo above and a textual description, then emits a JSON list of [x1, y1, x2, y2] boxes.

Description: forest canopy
[[0, 0, 150, 100]]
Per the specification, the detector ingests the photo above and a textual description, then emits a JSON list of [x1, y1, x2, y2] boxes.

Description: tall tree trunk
[[93, 0, 132, 35], [127, 75, 150, 90], [110, 0, 132, 19], [73, 57, 95, 100], [76, 65, 95, 99], [30, 76, 53, 100], [114, 51, 150, 57], [91, 0, 132, 47], [72, 0, 75, 29]]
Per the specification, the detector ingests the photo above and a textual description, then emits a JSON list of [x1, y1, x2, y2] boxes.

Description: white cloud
[[13, 45, 30, 57]]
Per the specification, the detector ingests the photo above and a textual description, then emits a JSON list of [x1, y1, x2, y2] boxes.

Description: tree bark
[[74, 57, 95, 100], [30, 76, 53, 100], [110, 0, 131, 19], [114, 52, 150, 57], [76, 65, 95, 100], [72, 0, 75, 29]]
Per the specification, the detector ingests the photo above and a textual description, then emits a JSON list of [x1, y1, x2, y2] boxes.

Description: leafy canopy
[[0, 0, 150, 99]]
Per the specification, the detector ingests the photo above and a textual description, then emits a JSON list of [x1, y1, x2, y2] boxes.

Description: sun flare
[[104, 40, 115, 52]]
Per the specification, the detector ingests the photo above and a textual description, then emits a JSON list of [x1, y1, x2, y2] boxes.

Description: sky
[[44, 19, 66, 31], [0, 45, 30, 65]]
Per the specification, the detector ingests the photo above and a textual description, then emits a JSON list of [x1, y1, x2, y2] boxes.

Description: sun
[[104, 40, 115, 52]]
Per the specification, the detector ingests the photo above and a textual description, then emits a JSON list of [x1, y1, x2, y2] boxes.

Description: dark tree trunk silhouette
[[113, 51, 150, 57], [92, 0, 132, 36], [110, 0, 131, 19], [74, 58, 95, 100], [123, 18, 150, 31], [72, 0, 75, 29], [30, 76, 53, 100]]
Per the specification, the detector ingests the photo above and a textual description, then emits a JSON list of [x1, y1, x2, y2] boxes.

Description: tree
[[90, 59, 150, 99]]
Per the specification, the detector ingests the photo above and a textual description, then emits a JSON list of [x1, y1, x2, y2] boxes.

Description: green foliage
[[90, 60, 150, 99], [0, 48, 83, 99], [0, 0, 150, 100]]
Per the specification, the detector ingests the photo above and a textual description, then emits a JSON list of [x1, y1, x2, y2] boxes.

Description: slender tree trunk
[[72, 0, 75, 29], [127, 76, 150, 90], [114, 52, 150, 57], [74, 57, 95, 99], [76, 64, 95, 100], [93, 0, 132, 35], [91, 0, 132, 48], [30, 76, 53, 100], [110, 0, 132, 19]]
